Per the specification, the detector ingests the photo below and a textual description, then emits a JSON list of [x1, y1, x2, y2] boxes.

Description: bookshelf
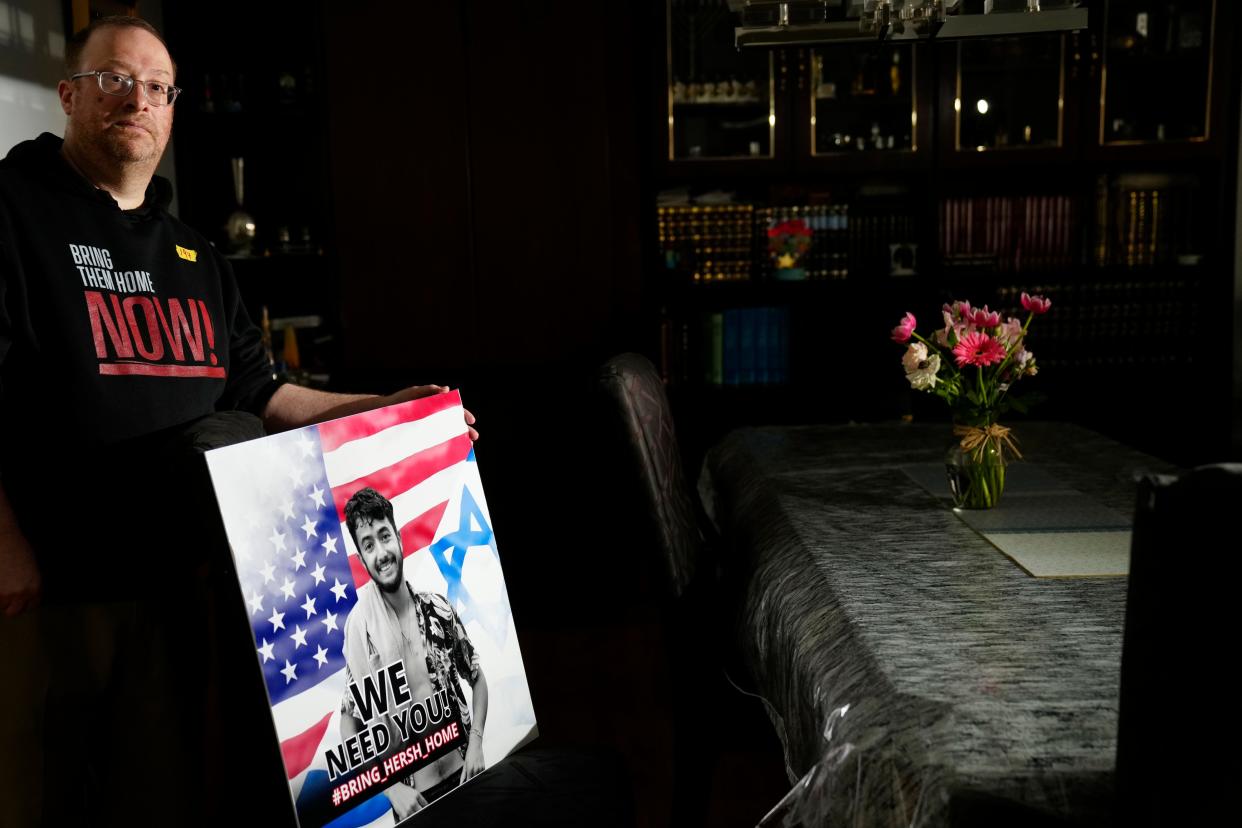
[[652, 0, 1236, 467]]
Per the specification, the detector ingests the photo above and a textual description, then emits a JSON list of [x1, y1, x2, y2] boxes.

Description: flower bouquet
[[767, 218, 812, 280], [891, 292, 1052, 508]]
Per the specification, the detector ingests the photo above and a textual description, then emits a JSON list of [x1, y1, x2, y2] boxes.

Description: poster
[[205, 391, 537, 826]]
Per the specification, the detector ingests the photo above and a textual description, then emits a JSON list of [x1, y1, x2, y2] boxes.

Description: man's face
[[58, 25, 175, 167], [355, 516, 405, 593]]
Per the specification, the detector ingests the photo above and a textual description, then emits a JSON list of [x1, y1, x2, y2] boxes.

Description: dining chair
[[597, 352, 752, 825], [1116, 463, 1242, 826], [596, 352, 707, 599]]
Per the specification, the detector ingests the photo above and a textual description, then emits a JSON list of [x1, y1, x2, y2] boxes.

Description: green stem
[[987, 312, 1035, 388], [911, 331, 948, 357], [954, 436, 1009, 509]]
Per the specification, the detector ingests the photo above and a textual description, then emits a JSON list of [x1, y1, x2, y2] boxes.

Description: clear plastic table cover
[[698, 422, 1171, 827]]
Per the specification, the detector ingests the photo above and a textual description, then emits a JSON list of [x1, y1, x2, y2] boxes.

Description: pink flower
[[967, 305, 1000, 328], [1021, 292, 1052, 315], [891, 312, 917, 343], [939, 308, 965, 345], [997, 318, 1024, 349], [952, 331, 1007, 367], [943, 300, 972, 325]]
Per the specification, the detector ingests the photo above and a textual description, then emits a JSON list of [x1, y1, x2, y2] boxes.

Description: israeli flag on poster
[[206, 391, 537, 826]]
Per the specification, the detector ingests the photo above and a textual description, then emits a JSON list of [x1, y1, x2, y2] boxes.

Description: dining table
[[697, 421, 1174, 827]]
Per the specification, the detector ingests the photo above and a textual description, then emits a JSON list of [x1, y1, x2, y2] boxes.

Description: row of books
[[939, 195, 1078, 273], [1093, 178, 1200, 268], [993, 281, 1200, 368], [657, 204, 754, 282], [657, 203, 919, 282], [661, 307, 791, 386], [752, 206, 918, 280]]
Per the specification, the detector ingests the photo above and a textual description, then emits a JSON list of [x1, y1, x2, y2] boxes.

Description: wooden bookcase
[[651, 0, 1237, 468]]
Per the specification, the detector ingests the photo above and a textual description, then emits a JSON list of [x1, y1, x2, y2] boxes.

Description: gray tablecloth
[[698, 422, 1172, 827]]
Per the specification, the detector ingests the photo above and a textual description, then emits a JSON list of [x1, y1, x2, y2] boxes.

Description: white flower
[[905, 351, 941, 390], [901, 342, 927, 373], [1016, 348, 1038, 376]]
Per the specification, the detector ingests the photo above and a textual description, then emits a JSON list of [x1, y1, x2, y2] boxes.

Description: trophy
[[225, 157, 257, 254]]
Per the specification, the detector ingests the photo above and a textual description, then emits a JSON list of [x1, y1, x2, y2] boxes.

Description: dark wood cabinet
[[651, 0, 1238, 466]]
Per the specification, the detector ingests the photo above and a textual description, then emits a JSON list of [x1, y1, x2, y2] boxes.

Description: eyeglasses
[[70, 70, 181, 107]]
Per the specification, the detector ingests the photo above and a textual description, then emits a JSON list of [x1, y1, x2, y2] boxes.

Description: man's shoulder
[[1, 133, 58, 167], [0, 134, 63, 188], [0, 143, 44, 203], [342, 587, 376, 630]]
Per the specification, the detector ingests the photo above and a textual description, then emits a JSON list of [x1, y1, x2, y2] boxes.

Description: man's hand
[[381, 385, 478, 442], [460, 732, 486, 783], [0, 529, 42, 617], [384, 781, 427, 819]]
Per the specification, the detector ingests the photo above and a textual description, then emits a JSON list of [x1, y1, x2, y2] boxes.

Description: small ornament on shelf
[[225, 157, 257, 255]]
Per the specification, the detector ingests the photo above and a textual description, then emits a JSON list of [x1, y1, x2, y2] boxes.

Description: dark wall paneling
[[461, 0, 644, 369], [323, 1, 477, 384]]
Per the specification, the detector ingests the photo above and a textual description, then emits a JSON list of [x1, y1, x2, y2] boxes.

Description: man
[[340, 487, 488, 818], [0, 16, 474, 826]]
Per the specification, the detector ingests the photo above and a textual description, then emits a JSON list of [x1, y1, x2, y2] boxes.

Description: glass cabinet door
[[811, 43, 918, 155], [668, 0, 776, 160], [955, 35, 1066, 152], [1100, 0, 1215, 144]]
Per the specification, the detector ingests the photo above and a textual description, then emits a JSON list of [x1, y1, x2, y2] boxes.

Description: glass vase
[[945, 433, 1008, 509]]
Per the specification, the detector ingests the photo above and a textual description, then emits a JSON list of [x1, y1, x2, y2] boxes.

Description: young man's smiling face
[[355, 515, 405, 593]]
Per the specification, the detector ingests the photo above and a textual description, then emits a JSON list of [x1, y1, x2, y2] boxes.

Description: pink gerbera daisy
[[952, 331, 1007, 367]]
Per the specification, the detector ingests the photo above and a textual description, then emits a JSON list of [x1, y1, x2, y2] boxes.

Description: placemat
[[903, 462, 1131, 578]]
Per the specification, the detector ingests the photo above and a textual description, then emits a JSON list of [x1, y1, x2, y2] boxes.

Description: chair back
[[597, 353, 703, 598], [1116, 463, 1242, 825]]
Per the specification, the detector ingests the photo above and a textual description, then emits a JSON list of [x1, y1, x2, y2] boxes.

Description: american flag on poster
[[205, 391, 537, 828]]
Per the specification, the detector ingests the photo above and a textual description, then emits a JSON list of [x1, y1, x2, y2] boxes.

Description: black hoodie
[[0, 134, 281, 591]]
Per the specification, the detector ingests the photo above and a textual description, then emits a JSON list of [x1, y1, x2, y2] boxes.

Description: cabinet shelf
[[814, 96, 912, 106], [673, 99, 766, 108]]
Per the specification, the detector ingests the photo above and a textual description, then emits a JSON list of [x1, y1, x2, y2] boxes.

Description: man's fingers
[[392, 387, 477, 439]]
